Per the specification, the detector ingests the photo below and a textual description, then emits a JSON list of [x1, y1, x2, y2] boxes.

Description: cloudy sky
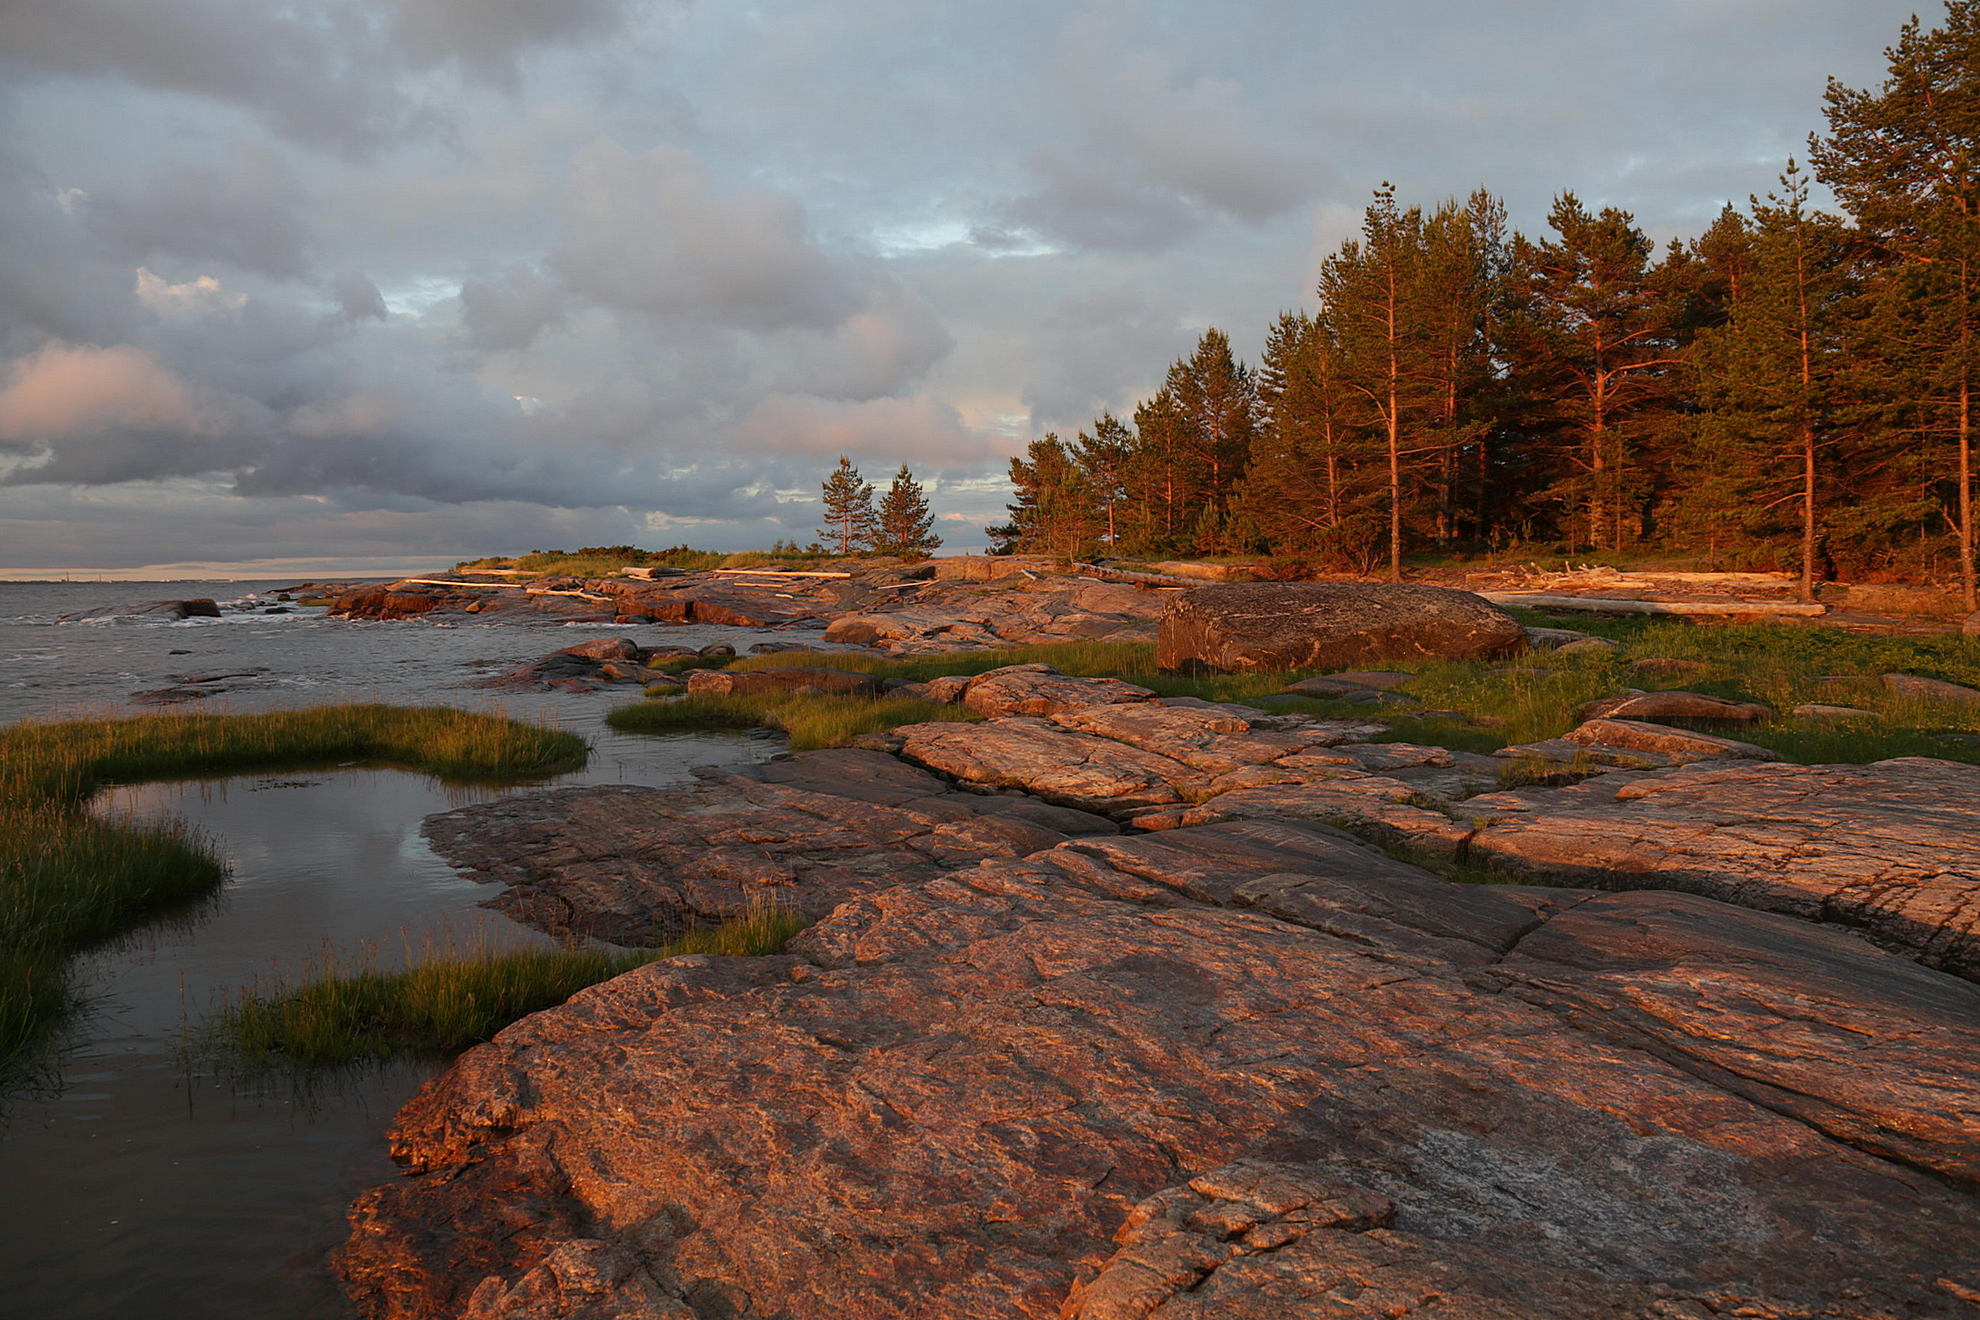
[[0, 0, 1931, 578]]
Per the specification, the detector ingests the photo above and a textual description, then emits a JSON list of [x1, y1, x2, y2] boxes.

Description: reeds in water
[[213, 903, 808, 1066], [0, 704, 589, 1067]]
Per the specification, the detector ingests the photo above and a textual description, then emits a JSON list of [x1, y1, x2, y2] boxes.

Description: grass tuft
[[608, 693, 978, 749], [0, 705, 587, 1069], [212, 903, 808, 1066]]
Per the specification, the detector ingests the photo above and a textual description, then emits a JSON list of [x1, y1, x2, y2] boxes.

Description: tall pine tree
[[987, 435, 1094, 557], [817, 455, 877, 555], [1321, 184, 1433, 579], [1814, 0, 1980, 606], [1687, 163, 1857, 597], [1511, 195, 1680, 551], [874, 464, 941, 558]]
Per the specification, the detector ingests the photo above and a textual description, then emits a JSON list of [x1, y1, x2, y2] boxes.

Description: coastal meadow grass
[[0, 705, 588, 1068], [212, 902, 809, 1066], [698, 623, 1980, 765], [608, 692, 980, 749]]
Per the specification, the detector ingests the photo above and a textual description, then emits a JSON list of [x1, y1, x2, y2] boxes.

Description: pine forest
[[989, 5, 1980, 608]]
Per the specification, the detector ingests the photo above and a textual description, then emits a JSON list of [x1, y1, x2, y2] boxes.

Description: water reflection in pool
[[0, 726, 770, 1320]]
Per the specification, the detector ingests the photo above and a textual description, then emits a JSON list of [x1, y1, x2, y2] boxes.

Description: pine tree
[[1510, 194, 1680, 551], [874, 464, 941, 558], [1813, 1, 1980, 606], [987, 435, 1094, 556], [1072, 414, 1135, 548], [1128, 386, 1190, 551], [1417, 193, 1501, 544], [1686, 163, 1858, 597], [817, 455, 877, 555], [1169, 328, 1257, 548], [1321, 184, 1434, 580], [1238, 309, 1381, 566]]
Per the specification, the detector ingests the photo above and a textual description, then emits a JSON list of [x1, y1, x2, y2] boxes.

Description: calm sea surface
[[0, 580, 811, 1318]]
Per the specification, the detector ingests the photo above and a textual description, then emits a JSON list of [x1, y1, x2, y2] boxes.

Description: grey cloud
[[85, 148, 312, 280], [0, 0, 640, 156], [785, 285, 954, 403], [382, 0, 633, 79], [1020, 284, 1196, 431], [332, 271, 389, 321], [458, 263, 565, 350], [1003, 1, 1332, 252], [0, 155, 138, 354], [554, 141, 865, 332], [0, 1, 418, 154], [729, 393, 991, 469]]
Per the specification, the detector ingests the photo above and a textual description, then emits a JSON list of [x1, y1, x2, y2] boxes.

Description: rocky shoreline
[[342, 649, 1980, 1318], [322, 556, 1175, 654]]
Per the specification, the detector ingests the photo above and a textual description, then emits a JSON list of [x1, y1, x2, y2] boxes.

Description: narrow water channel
[[0, 725, 771, 1320]]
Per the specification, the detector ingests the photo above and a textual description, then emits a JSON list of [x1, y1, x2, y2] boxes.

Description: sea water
[[0, 580, 810, 1318]]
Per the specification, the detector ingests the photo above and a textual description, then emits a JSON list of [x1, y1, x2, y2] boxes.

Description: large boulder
[[1577, 691, 1772, 722], [959, 665, 1156, 717], [1157, 583, 1525, 674]]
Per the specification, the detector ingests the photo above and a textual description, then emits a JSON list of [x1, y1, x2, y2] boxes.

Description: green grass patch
[[0, 705, 588, 1070], [211, 903, 808, 1067], [609, 693, 980, 750], [724, 639, 1161, 683], [710, 627, 1980, 767]]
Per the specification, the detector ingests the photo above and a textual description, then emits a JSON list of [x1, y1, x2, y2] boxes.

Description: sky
[[0, 0, 1937, 578]]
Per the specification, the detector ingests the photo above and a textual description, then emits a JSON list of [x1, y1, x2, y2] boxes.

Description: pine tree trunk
[[1962, 364, 1975, 610], [1796, 249, 1818, 605], [1801, 419, 1818, 603], [1388, 389, 1402, 582]]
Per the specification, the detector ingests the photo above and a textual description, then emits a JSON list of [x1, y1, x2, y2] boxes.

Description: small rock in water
[[698, 642, 737, 658]]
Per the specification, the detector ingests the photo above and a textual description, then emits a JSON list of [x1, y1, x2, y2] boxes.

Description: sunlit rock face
[[347, 712, 1980, 1318]]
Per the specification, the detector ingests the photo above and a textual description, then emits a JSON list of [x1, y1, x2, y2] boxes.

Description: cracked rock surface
[[345, 813, 1980, 1319], [1465, 756, 1980, 978], [366, 671, 1980, 1317], [422, 749, 1117, 945]]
